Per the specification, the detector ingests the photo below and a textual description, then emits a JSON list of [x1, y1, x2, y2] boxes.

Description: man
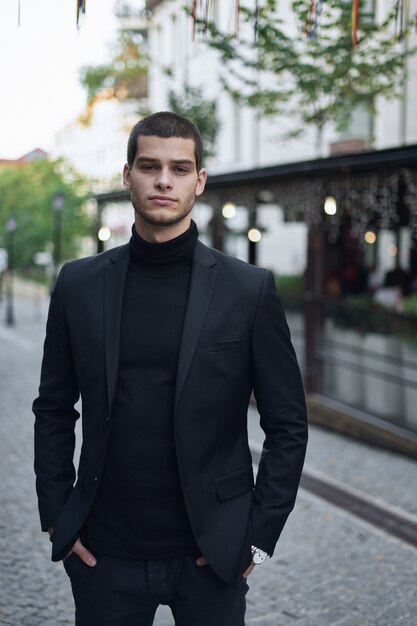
[[33, 111, 308, 626]]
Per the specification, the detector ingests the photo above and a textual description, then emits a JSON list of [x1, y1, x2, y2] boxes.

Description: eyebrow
[[136, 156, 195, 166]]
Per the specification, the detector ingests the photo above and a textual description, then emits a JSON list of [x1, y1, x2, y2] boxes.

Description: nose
[[155, 166, 173, 190]]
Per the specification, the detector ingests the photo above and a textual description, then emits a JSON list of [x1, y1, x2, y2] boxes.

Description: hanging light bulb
[[324, 196, 337, 216], [222, 202, 237, 219], [364, 231, 377, 244], [98, 226, 111, 242], [248, 228, 262, 243]]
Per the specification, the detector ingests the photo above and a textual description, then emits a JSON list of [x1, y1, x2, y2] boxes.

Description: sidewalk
[[243, 409, 417, 625], [0, 292, 416, 625]]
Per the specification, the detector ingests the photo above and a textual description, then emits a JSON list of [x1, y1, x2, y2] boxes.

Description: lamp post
[[5, 217, 17, 326], [247, 226, 262, 265], [247, 204, 260, 266], [208, 207, 227, 252], [97, 225, 111, 250], [96, 200, 105, 254], [52, 191, 65, 287]]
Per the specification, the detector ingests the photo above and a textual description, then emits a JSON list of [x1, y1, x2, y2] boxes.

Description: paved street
[[1, 291, 416, 626]]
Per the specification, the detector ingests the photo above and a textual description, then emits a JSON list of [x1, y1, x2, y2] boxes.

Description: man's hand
[[196, 555, 255, 578], [64, 538, 97, 567]]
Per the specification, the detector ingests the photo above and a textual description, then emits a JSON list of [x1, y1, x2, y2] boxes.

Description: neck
[[134, 217, 192, 243], [129, 220, 198, 272]]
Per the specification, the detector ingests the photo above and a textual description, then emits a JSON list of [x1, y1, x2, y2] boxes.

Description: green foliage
[[79, 32, 148, 101], [403, 295, 417, 317], [275, 273, 305, 295], [79, 22, 217, 155], [168, 85, 218, 159], [273, 274, 305, 312], [0, 160, 90, 272], [203, 0, 415, 139], [79, 65, 112, 102]]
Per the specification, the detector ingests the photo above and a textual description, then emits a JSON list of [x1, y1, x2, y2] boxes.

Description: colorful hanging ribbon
[[201, 0, 209, 37], [192, 0, 234, 40], [308, 0, 326, 40], [393, 0, 409, 41], [192, 0, 197, 40], [351, 0, 359, 46], [305, 0, 314, 38], [77, 0, 86, 28], [192, 0, 209, 40], [227, 0, 240, 36], [235, 0, 240, 36]]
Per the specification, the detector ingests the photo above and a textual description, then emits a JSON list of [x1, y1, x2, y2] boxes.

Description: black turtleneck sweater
[[84, 221, 199, 559]]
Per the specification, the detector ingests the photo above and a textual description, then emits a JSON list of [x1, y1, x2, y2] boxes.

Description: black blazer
[[33, 240, 308, 585]]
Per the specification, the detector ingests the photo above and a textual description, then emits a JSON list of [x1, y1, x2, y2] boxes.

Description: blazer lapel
[[175, 241, 217, 411], [104, 244, 130, 413]]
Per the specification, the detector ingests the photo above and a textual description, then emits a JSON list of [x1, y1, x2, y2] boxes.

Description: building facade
[[146, 0, 417, 272], [53, 0, 417, 271], [147, 0, 417, 170]]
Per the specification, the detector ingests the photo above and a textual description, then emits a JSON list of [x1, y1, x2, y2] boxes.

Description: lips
[[148, 195, 177, 205]]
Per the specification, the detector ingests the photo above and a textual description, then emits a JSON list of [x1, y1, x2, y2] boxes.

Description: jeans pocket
[[62, 552, 92, 582]]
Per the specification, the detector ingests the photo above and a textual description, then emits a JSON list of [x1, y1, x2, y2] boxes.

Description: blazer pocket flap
[[214, 465, 254, 501], [196, 338, 245, 354]]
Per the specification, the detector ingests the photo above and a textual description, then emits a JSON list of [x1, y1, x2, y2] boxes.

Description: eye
[[141, 164, 157, 171], [174, 167, 189, 174]]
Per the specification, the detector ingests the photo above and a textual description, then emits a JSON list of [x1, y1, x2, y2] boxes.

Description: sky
[[0, 0, 119, 158]]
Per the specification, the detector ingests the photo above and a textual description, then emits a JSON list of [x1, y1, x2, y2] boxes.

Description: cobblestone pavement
[[1, 294, 416, 626]]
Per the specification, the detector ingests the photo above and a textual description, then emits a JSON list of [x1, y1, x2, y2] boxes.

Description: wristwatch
[[251, 545, 269, 565]]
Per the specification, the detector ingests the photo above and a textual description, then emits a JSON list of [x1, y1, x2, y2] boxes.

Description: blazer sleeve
[[33, 264, 80, 531], [250, 269, 308, 556]]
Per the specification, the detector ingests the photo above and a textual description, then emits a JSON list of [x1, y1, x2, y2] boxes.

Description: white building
[[53, 0, 417, 270], [53, 96, 131, 188], [148, 0, 417, 167], [146, 0, 417, 273]]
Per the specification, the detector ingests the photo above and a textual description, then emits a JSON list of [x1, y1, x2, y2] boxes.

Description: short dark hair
[[127, 111, 204, 171]]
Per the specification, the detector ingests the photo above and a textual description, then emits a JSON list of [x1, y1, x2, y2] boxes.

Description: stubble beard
[[131, 188, 196, 228]]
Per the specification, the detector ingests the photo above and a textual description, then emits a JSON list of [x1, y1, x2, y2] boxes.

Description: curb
[[307, 393, 417, 460]]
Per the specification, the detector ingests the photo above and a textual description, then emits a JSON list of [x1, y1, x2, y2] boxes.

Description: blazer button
[[94, 476, 98, 482]]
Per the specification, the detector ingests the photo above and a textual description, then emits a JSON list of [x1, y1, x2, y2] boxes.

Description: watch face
[[252, 549, 267, 564]]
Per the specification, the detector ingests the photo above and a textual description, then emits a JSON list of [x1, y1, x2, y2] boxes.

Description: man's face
[[123, 135, 207, 239]]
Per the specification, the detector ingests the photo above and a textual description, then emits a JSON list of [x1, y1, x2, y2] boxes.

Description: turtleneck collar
[[129, 220, 198, 276]]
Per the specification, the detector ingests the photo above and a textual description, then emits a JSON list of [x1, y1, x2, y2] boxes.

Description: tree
[[79, 31, 148, 103], [79, 31, 217, 156], [168, 84, 218, 159], [0, 159, 90, 275], [203, 0, 415, 148]]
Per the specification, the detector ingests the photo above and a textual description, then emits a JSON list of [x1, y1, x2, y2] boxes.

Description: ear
[[123, 163, 131, 190], [195, 168, 207, 197]]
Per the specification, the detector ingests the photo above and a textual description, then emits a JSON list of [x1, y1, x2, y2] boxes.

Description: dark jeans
[[63, 553, 249, 626]]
